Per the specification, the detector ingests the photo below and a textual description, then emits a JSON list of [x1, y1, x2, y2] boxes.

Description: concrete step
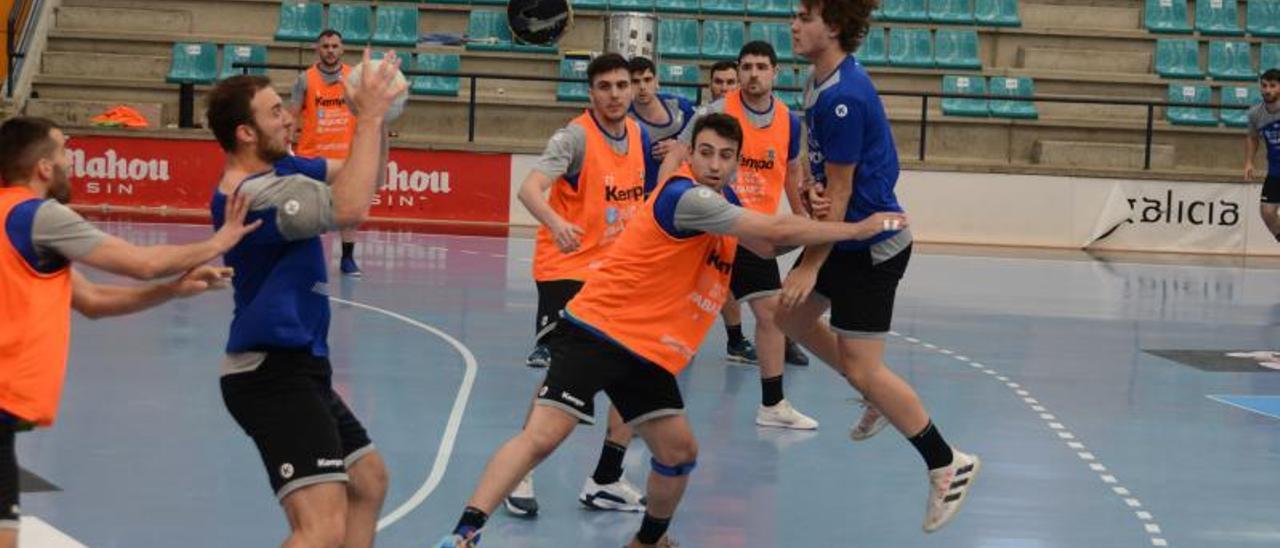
[[1021, 3, 1141, 31], [1017, 47, 1151, 74], [42, 51, 170, 80], [1033, 140, 1176, 170], [55, 5, 191, 34]]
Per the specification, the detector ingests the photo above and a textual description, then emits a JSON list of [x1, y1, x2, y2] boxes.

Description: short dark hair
[[628, 56, 657, 77], [710, 60, 737, 76], [1263, 68, 1280, 83], [800, 0, 876, 52], [0, 116, 58, 184], [691, 113, 743, 153], [587, 53, 630, 85], [738, 41, 778, 67], [317, 28, 342, 41], [206, 75, 273, 152]]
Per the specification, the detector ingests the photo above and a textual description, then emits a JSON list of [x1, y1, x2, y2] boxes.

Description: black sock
[[591, 440, 627, 484], [635, 512, 672, 545], [761, 375, 784, 407], [726, 324, 744, 344], [908, 421, 954, 470], [342, 242, 355, 260], [453, 506, 488, 538]]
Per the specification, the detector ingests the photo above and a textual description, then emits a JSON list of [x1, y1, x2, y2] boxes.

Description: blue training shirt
[[805, 54, 904, 251]]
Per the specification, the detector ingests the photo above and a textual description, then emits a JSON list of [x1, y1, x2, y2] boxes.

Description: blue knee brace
[[650, 457, 697, 477]]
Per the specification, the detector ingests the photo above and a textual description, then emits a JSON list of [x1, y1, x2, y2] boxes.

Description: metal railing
[[5, 0, 40, 98], [219, 61, 1249, 170]]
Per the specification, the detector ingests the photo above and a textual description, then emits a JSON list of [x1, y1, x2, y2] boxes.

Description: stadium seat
[[941, 75, 989, 117], [1208, 41, 1254, 80], [702, 0, 745, 15], [1263, 42, 1280, 70], [856, 26, 887, 66], [274, 1, 323, 42], [572, 0, 609, 9], [656, 0, 699, 13], [167, 42, 218, 85], [218, 44, 266, 80], [659, 19, 700, 59], [929, 0, 973, 24], [659, 64, 700, 103], [934, 29, 981, 69], [1155, 39, 1203, 78], [612, 0, 656, 10], [411, 53, 460, 97], [748, 0, 793, 17], [988, 76, 1037, 119], [749, 23, 795, 62], [466, 11, 557, 53], [880, 0, 928, 21], [1221, 85, 1261, 127], [888, 28, 933, 68], [327, 4, 372, 45], [557, 57, 590, 102], [1196, 0, 1244, 35], [776, 66, 802, 111], [1144, 0, 1192, 33], [974, 0, 1020, 27], [702, 20, 746, 61], [1248, 0, 1280, 36], [372, 5, 419, 47], [1166, 83, 1218, 126]]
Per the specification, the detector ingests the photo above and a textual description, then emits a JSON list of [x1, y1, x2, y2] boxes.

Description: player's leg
[[579, 406, 644, 511], [0, 423, 19, 548], [722, 297, 756, 363], [527, 280, 582, 368], [1260, 175, 1280, 238], [282, 483, 348, 548], [750, 294, 817, 429], [339, 229, 361, 276], [327, 386, 386, 548]]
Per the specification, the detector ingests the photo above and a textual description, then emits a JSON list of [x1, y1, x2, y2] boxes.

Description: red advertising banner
[[67, 135, 512, 224]]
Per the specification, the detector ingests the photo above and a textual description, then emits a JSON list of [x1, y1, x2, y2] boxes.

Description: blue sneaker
[[435, 530, 480, 548], [526, 344, 551, 368], [340, 256, 362, 277], [726, 338, 757, 364]]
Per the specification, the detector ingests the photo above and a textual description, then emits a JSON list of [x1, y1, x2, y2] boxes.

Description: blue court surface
[[18, 223, 1280, 547]]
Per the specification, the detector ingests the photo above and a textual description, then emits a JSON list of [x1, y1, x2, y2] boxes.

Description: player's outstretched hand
[[214, 193, 263, 251], [551, 217, 586, 254], [855, 212, 908, 240], [171, 266, 234, 298], [780, 265, 818, 310]]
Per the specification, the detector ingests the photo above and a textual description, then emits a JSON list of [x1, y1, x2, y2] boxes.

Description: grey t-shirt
[[289, 65, 346, 112], [1248, 102, 1280, 176], [672, 184, 743, 235], [630, 95, 694, 143], [31, 201, 107, 268], [532, 122, 632, 181], [677, 97, 777, 144]]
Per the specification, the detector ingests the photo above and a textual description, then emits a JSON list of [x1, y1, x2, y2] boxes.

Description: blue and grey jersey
[[1248, 103, 1280, 177]]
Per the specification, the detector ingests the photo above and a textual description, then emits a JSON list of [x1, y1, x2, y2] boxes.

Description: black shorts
[[535, 280, 585, 341], [1262, 175, 1280, 204], [0, 422, 17, 529], [536, 321, 685, 426], [221, 351, 374, 500], [807, 243, 912, 338], [730, 246, 782, 302]]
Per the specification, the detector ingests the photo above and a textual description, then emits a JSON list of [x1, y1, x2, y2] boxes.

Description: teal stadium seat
[[656, 0, 699, 13], [372, 5, 419, 47], [1196, 0, 1244, 35], [274, 1, 324, 42], [988, 76, 1037, 119], [941, 75, 989, 117], [776, 66, 802, 110], [888, 28, 933, 67], [660, 64, 700, 103], [659, 19, 700, 59], [327, 4, 372, 44], [855, 26, 887, 66], [557, 57, 590, 102], [702, 20, 745, 61], [410, 53, 460, 97], [974, 0, 1020, 27], [750, 23, 795, 62], [1248, 0, 1280, 36], [748, 0, 793, 17], [880, 0, 929, 22], [612, 0, 656, 10], [702, 0, 745, 15], [1263, 43, 1280, 70], [1144, 0, 1192, 33], [1166, 83, 1218, 126], [929, 0, 973, 24], [1208, 41, 1254, 80], [1155, 39, 1203, 78], [934, 29, 980, 69], [167, 42, 218, 85], [219, 44, 266, 80], [1221, 85, 1261, 127]]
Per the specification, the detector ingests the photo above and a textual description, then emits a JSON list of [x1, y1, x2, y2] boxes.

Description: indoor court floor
[[16, 222, 1280, 547]]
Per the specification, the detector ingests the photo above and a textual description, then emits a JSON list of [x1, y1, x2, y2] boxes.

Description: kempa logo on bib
[[317, 458, 344, 469]]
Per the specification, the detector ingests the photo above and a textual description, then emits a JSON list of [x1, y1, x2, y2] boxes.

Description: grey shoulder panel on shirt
[[533, 124, 588, 180], [672, 184, 744, 235], [31, 200, 107, 260], [678, 100, 726, 144], [239, 173, 336, 241]]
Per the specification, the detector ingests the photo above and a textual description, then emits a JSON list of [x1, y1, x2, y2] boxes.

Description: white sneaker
[[756, 399, 819, 430], [579, 476, 646, 512], [923, 449, 981, 533], [850, 400, 889, 441], [503, 472, 539, 517]]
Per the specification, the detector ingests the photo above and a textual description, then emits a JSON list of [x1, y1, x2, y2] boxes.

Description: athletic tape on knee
[[650, 457, 697, 477]]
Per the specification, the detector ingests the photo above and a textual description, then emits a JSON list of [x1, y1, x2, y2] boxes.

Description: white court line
[[1206, 395, 1280, 421], [329, 297, 479, 531], [20, 517, 86, 547]]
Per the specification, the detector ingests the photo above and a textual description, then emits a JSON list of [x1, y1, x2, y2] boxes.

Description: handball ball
[[346, 58, 409, 121]]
